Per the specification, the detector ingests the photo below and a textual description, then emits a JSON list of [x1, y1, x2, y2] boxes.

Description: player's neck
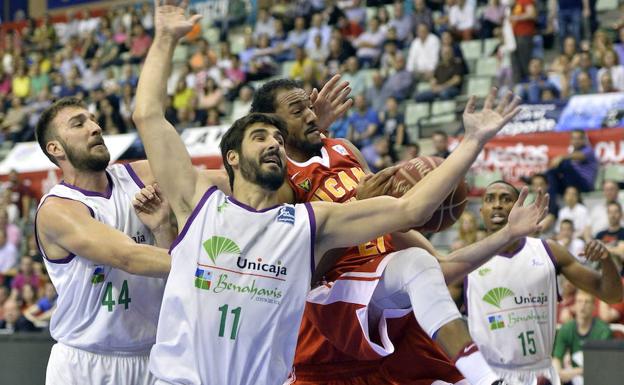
[[576, 316, 593, 332], [608, 224, 620, 232], [231, 180, 280, 210], [286, 146, 321, 163], [62, 168, 109, 194], [499, 238, 524, 255]]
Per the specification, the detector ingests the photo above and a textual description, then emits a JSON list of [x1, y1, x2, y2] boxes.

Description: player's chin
[[305, 130, 322, 143]]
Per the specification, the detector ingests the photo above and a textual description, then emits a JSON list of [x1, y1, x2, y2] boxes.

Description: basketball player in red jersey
[[251, 77, 548, 385]]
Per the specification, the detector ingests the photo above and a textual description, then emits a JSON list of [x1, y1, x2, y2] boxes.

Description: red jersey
[[287, 138, 394, 281]]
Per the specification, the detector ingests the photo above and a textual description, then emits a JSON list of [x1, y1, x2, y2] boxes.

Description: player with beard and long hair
[[34, 97, 176, 384], [250, 79, 549, 385]]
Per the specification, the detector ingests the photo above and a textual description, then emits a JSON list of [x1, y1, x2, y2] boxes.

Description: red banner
[[462, 127, 624, 184]]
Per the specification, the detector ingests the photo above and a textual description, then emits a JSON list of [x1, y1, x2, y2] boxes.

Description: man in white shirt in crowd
[[407, 23, 440, 80]]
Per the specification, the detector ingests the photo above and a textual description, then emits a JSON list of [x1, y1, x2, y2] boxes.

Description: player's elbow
[[132, 108, 164, 128]]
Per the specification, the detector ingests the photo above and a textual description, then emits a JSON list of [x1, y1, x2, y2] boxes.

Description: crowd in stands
[[0, 0, 623, 381]]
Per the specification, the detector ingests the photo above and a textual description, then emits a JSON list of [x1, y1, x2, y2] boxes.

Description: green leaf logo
[[482, 287, 515, 309], [478, 267, 492, 276], [203, 236, 241, 264]]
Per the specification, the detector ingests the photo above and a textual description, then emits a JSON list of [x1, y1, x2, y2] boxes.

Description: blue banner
[[47, 0, 101, 9], [556, 93, 624, 131], [500, 102, 565, 136]]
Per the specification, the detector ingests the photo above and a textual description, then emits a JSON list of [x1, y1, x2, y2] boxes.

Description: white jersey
[[466, 237, 559, 377], [149, 187, 314, 385], [36, 164, 166, 355]]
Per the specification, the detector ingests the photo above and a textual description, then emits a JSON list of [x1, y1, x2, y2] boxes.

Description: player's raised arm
[[311, 90, 521, 260], [37, 198, 170, 278], [133, 1, 204, 223]]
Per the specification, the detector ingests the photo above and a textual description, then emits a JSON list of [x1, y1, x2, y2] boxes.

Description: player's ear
[[47, 140, 65, 161], [226, 149, 239, 169]]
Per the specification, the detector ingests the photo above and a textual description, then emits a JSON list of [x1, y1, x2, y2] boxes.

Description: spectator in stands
[[189, 38, 217, 72], [0, 227, 17, 274], [98, 97, 127, 134], [0, 298, 36, 333], [399, 143, 420, 164], [172, 78, 195, 124], [342, 56, 367, 96], [594, 202, 624, 261], [345, 0, 368, 27], [197, 77, 224, 123], [414, 45, 463, 102], [599, 71, 618, 93], [553, 290, 612, 384], [347, 94, 379, 148], [389, 1, 413, 42], [10, 256, 40, 294], [516, 58, 559, 103], [547, 129, 598, 199], [30, 65, 49, 97], [362, 136, 395, 173], [575, 70, 596, 94], [254, 8, 276, 39], [510, 0, 537, 84], [556, 185, 591, 239], [128, 24, 152, 64], [589, 180, 623, 236], [23, 281, 56, 329], [550, 0, 590, 50], [287, 16, 308, 54], [366, 71, 385, 112], [597, 49, 624, 92], [407, 23, 440, 80], [591, 29, 613, 69], [380, 40, 399, 77], [570, 51, 598, 93], [378, 97, 408, 154], [449, 0, 475, 40], [380, 53, 414, 102], [556, 218, 586, 261], [353, 17, 385, 67], [19, 283, 37, 312], [82, 58, 107, 92], [290, 47, 318, 83], [11, 65, 29, 99], [457, 211, 479, 246], [431, 130, 451, 158], [325, 37, 350, 76], [306, 13, 331, 52], [481, 0, 505, 39], [529, 173, 559, 234], [412, 0, 434, 31], [308, 34, 329, 63], [1, 97, 27, 141]]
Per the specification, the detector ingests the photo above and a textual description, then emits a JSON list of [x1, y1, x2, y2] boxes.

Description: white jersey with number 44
[[149, 187, 315, 385], [466, 237, 558, 373], [37, 164, 166, 355]]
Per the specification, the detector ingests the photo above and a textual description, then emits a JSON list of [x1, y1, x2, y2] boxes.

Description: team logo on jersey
[[132, 232, 146, 244], [513, 292, 548, 306], [91, 266, 105, 284], [332, 144, 349, 156], [298, 179, 311, 192], [194, 268, 213, 290], [488, 315, 505, 330], [237, 257, 288, 278], [478, 267, 492, 276], [217, 200, 229, 213], [482, 287, 515, 309], [203, 236, 241, 264], [277, 206, 296, 225]]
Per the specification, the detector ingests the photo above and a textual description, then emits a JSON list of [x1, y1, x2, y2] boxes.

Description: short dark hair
[[486, 180, 520, 200], [250, 78, 302, 114], [608, 201, 622, 212], [530, 173, 548, 185], [35, 97, 87, 166], [571, 128, 587, 138], [432, 130, 448, 139], [220, 113, 288, 190], [560, 218, 574, 228]]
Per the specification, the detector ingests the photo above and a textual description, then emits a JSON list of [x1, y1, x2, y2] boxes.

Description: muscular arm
[[550, 239, 623, 304], [133, 9, 207, 226], [37, 198, 170, 278]]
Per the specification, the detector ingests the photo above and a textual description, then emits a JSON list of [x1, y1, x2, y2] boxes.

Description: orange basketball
[[388, 156, 468, 233]]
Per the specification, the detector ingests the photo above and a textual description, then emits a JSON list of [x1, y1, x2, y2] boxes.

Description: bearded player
[[251, 79, 548, 385]]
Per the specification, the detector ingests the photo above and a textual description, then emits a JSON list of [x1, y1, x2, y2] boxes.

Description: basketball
[[388, 156, 468, 233]]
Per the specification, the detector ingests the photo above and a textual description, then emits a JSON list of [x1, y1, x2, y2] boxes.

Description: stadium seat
[[472, 170, 503, 189], [483, 38, 500, 56], [476, 57, 498, 77], [229, 34, 246, 54], [467, 76, 493, 97], [202, 27, 220, 44], [604, 163, 624, 183], [360, 69, 376, 88], [416, 81, 432, 92], [172, 45, 189, 63], [596, 0, 619, 12], [460, 40, 482, 61], [405, 102, 430, 127], [431, 100, 456, 115]]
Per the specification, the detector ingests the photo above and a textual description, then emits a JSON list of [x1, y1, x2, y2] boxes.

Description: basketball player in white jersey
[[132, 3, 532, 384], [465, 181, 623, 385], [34, 97, 177, 385]]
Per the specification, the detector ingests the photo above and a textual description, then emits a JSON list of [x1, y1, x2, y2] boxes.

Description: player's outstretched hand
[[506, 186, 549, 239], [311, 74, 354, 134], [133, 183, 172, 232], [463, 88, 521, 146], [580, 239, 611, 262], [355, 165, 400, 200], [154, 0, 203, 41]]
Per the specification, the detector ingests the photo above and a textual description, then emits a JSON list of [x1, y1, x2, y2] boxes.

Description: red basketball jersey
[[286, 138, 394, 281]]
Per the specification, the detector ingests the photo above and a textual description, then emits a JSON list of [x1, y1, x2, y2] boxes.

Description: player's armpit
[[37, 197, 170, 278], [198, 169, 231, 195]]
